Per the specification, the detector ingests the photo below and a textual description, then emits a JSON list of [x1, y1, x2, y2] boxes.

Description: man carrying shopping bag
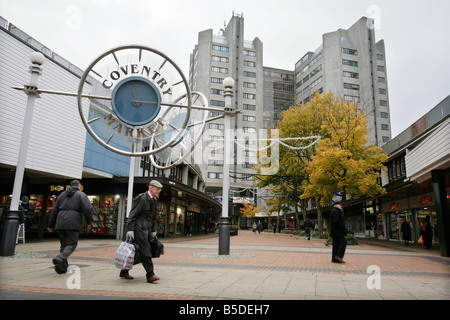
[[120, 180, 162, 283]]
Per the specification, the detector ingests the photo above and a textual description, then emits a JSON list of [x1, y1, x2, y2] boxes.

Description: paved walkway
[[1, 230, 449, 302]]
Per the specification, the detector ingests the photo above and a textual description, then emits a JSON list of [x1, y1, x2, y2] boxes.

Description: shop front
[[0, 185, 126, 239], [380, 190, 441, 245]]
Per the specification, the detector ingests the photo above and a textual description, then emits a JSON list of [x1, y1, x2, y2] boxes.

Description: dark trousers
[[305, 227, 311, 240], [332, 235, 347, 259], [141, 255, 154, 278], [57, 229, 80, 262]]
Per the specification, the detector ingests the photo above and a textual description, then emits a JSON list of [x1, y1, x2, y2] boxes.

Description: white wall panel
[[405, 119, 450, 181], [0, 29, 91, 179]]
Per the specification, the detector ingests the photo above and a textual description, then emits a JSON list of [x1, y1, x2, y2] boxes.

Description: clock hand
[[131, 100, 158, 104], [131, 89, 141, 107]]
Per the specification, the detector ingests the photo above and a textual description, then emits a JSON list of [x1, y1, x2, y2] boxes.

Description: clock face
[[111, 77, 161, 126], [77, 45, 192, 157]]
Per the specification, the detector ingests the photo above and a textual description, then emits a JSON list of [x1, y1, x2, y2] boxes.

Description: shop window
[[88, 195, 119, 235], [387, 154, 406, 183]]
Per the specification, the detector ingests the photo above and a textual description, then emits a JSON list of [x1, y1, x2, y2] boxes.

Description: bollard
[[218, 216, 230, 255], [0, 210, 21, 256]]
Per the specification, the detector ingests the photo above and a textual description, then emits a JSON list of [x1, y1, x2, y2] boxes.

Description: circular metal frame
[[77, 45, 192, 157], [150, 91, 209, 170]]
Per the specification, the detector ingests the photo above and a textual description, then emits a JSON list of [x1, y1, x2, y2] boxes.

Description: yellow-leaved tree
[[301, 92, 387, 205], [254, 91, 387, 232]]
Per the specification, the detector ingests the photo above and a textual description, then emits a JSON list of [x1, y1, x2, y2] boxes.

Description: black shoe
[[332, 257, 345, 263], [52, 257, 68, 274]]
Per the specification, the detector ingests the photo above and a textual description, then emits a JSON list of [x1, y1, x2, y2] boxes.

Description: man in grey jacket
[[48, 180, 93, 274]]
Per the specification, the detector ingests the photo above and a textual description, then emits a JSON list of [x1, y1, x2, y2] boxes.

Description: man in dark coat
[[421, 216, 433, 249], [330, 192, 347, 263], [400, 219, 412, 245], [48, 180, 93, 274], [123, 180, 162, 283], [304, 219, 314, 240]]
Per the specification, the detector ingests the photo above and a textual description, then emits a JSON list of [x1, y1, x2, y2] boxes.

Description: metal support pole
[[218, 77, 235, 255], [431, 170, 450, 257], [0, 52, 45, 256]]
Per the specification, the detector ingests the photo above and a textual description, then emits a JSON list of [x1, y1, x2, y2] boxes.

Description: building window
[[344, 95, 360, 102], [212, 45, 229, 52], [212, 66, 228, 73], [211, 77, 223, 84], [210, 100, 225, 107], [243, 82, 256, 88], [209, 135, 223, 142], [380, 112, 389, 118], [243, 93, 256, 100], [244, 50, 256, 56], [243, 104, 256, 111], [208, 172, 223, 179], [310, 64, 322, 77], [311, 76, 323, 88], [342, 59, 358, 67], [243, 115, 256, 122], [208, 160, 223, 167], [244, 60, 256, 67], [212, 55, 229, 63], [210, 88, 224, 95], [342, 48, 358, 55], [209, 123, 224, 130], [377, 65, 385, 72], [343, 71, 359, 79], [344, 83, 360, 90], [380, 100, 388, 106], [387, 155, 406, 183], [243, 71, 256, 78], [243, 127, 256, 133], [381, 124, 389, 131], [379, 88, 386, 95]]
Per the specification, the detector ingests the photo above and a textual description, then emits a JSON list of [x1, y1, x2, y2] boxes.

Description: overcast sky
[[1, 0, 449, 138]]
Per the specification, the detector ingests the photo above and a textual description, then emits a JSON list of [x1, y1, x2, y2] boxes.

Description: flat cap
[[149, 180, 163, 188]]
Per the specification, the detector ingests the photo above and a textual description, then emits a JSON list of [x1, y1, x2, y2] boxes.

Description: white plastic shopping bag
[[114, 239, 135, 270]]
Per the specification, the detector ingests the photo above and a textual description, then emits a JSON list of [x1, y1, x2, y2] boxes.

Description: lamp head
[[30, 52, 45, 65], [223, 77, 234, 89]]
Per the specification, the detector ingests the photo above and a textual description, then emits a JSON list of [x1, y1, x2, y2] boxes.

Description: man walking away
[[48, 180, 93, 274], [305, 219, 314, 240], [330, 192, 347, 263]]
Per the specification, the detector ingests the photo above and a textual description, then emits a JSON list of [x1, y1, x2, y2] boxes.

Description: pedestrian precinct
[[330, 192, 346, 263], [47, 180, 93, 274], [123, 180, 162, 283]]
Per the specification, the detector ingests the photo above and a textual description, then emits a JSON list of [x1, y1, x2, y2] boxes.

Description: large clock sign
[[77, 45, 192, 157]]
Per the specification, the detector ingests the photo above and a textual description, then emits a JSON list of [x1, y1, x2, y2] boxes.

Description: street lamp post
[[0, 52, 45, 256], [218, 77, 235, 255]]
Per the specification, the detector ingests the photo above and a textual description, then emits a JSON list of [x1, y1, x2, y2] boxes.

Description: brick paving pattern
[[1, 230, 449, 301]]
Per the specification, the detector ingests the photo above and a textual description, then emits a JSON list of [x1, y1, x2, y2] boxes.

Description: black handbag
[[150, 237, 164, 258], [132, 242, 141, 265]]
